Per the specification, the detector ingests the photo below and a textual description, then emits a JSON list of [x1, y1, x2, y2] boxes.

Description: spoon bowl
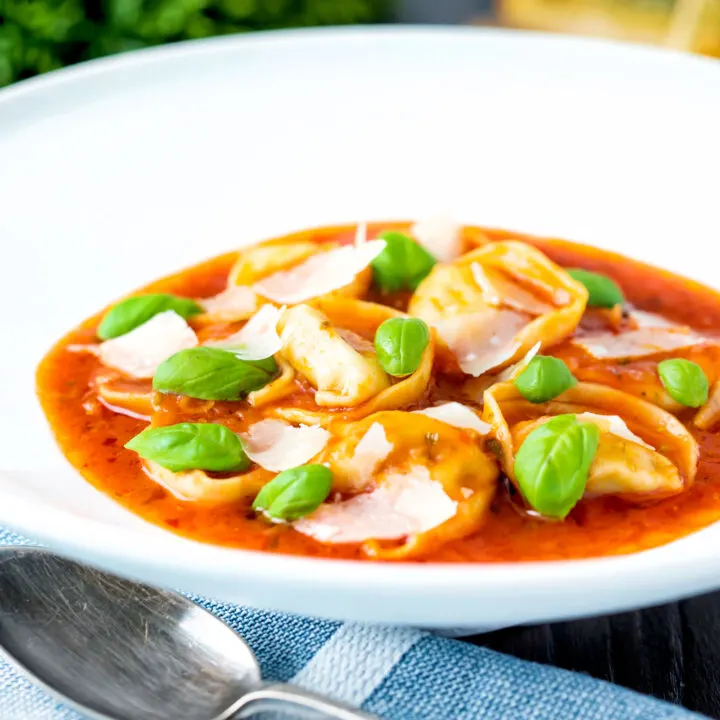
[[0, 547, 375, 720]]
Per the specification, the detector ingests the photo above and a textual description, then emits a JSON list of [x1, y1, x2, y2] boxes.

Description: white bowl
[[1, 28, 720, 631]]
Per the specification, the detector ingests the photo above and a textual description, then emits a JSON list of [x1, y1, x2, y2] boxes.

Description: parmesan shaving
[[695, 380, 720, 431], [98, 311, 197, 379], [411, 215, 462, 262], [572, 327, 705, 360], [462, 342, 521, 379], [253, 240, 386, 305], [471, 262, 556, 315], [575, 412, 654, 450], [630, 310, 678, 329], [293, 466, 457, 544], [413, 402, 490, 435], [354, 222, 367, 247], [345, 422, 394, 483], [207, 304, 283, 360], [336, 328, 376, 354], [555, 289, 571, 306], [241, 419, 330, 472], [434, 307, 527, 377], [199, 284, 257, 320], [496, 341, 542, 382]]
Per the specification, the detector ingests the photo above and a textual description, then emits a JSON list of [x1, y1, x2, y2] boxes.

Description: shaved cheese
[[241, 419, 330, 472], [199, 285, 257, 319], [471, 262, 556, 315], [413, 402, 490, 435], [99, 311, 197, 379], [462, 342, 521, 378], [434, 307, 527, 377], [67, 343, 100, 356], [346, 422, 394, 482], [695, 380, 720, 430], [294, 466, 457, 544], [354, 222, 367, 247], [575, 412, 654, 450], [411, 216, 462, 262], [253, 240, 386, 305], [572, 327, 705, 360], [555, 289, 571, 306], [496, 341, 542, 382], [336, 327, 375, 354], [631, 310, 678, 329], [207, 304, 283, 360]]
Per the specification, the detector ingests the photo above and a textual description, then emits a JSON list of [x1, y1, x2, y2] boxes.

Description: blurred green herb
[[0, 0, 391, 86]]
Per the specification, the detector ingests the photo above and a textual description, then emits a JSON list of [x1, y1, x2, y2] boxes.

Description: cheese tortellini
[[199, 227, 375, 323], [409, 241, 588, 377], [295, 410, 499, 559], [270, 297, 434, 425], [483, 381, 698, 504], [277, 304, 390, 407]]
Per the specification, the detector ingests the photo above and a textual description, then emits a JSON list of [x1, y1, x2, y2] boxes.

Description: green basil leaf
[[153, 348, 277, 400], [253, 464, 333, 521], [125, 422, 250, 473], [371, 231, 436, 292], [98, 293, 203, 339], [514, 355, 577, 403], [514, 414, 599, 519], [566, 268, 624, 308], [374, 317, 430, 377], [658, 358, 709, 408]]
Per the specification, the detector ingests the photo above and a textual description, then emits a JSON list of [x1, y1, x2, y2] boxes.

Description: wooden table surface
[[469, 592, 720, 718]]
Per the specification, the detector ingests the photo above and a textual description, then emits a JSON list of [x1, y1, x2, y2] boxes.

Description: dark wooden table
[[469, 593, 720, 718]]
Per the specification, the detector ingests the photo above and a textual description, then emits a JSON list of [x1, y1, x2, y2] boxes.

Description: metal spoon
[[0, 546, 378, 720]]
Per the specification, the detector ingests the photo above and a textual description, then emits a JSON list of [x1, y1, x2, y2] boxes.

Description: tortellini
[[409, 241, 588, 377], [277, 304, 390, 407], [95, 376, 154, 418], [294, 410, 499, 559], [143, 460, 272, 505], [199, 228, 374, 323], [270, 297, 434, 425], [483, 381, 698, 504]]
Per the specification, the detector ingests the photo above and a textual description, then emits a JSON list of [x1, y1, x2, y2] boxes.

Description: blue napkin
[[0, 529, 705, 720]]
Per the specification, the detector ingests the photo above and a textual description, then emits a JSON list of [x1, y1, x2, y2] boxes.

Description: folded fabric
[[0, 529, 706, 720]]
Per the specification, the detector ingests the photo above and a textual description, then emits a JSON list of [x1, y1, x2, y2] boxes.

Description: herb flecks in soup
[[36, 222, 720, 562]]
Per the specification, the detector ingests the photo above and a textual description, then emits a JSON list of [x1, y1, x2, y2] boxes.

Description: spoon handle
[[229, 682, 380, 719]]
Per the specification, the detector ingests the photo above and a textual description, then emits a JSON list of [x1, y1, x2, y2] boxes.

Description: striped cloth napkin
[[0, 529, 706, 720]]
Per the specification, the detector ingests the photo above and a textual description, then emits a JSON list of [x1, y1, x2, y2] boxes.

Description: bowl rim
[[2, 24, 718, 106], [4, 485, 720, 596]]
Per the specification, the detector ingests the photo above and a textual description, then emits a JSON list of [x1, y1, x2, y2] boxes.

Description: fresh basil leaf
[[125, 422, 250, 473], [514, 414, 599, 519], [374, 317, 430, 377], [98, 293, 203, 339], [567, 268, 624, 308], [153, 348, 277, 400], [514, 355, 577, 403], [253, 464, 333, 521], [371, 231, 436, 292], [658, 358, 709, 408]]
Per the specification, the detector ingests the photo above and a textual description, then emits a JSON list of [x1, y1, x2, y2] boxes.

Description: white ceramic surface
[[1, 27, 720, 630]]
